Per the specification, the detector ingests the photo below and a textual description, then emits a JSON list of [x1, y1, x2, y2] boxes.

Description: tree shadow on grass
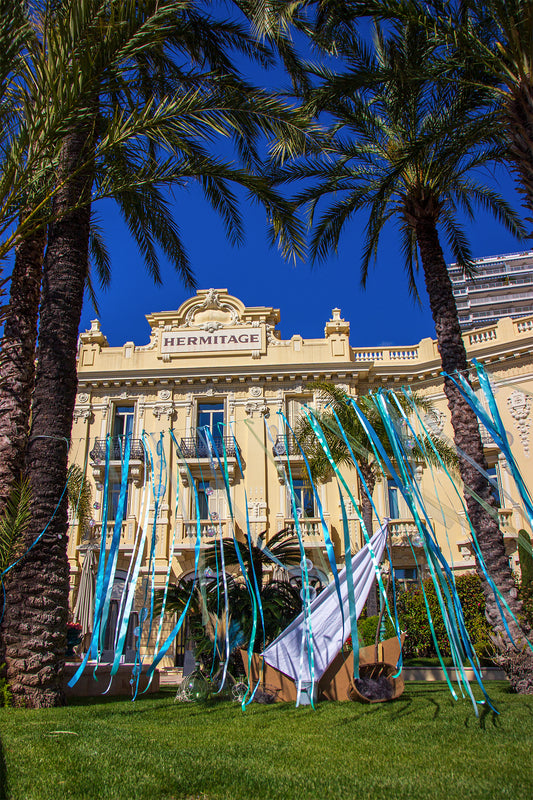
[[0, 734, 9, 800]]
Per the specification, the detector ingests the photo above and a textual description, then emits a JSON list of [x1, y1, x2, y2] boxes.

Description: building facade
[[449, 249, 533, 329], [69, 289, 533, 666]]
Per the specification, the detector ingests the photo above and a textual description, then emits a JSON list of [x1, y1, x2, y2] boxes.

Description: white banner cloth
[[262, 524, 388, 683]]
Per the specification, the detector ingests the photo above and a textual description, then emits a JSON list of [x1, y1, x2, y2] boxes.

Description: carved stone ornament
[[249, 386, 262, 398], [245, 400, 269, 418], [266, 324, 280, 345], [158, 389, 171, 401], [130, 464, 144, 487], [77, 392, 90, 404], [137, 328, 160, 351], [507, 389, 531, 456], [184, 288, 240, 327], [199, 320, 223, 333], [152, 403, 175, 420], [73, 407, 92, 422], [247, 498, 267, 519]]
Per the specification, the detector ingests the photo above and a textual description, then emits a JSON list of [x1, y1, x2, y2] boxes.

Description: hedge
[[395, 573, 492, 660]]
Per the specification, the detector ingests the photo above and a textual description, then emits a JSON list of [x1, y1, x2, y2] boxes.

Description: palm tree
[[203, 527, 303, 592], [279, 20, 533, 673], [294, 382, 457, 613], [158, 530, 304, 660], [345, 0, 533, 227], [0, 0, 311, 707]]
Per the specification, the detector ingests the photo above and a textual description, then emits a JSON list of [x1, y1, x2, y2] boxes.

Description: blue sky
[[80, 163, 525, 350], [79, 15, 528, 350]]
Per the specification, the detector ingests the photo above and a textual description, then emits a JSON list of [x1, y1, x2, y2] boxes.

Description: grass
[[1, 683, 532, 800]]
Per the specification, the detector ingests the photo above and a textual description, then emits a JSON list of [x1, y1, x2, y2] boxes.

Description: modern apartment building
[[69, 289, 533, 668], [449, 250, 533, 329]]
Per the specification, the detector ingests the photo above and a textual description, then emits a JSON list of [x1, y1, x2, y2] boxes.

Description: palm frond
[[0, 478, 31, 574]]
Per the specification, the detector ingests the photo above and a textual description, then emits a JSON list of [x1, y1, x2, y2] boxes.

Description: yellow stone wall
[[68, 290, 533, 666]]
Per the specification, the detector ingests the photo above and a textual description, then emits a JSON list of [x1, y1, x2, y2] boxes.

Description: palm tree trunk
[[415, 214, 532, 677], [2, 125, 94, 707], [359, 465, 378, 616], [0, 225, 45, 520], [506, 79, 533, 227]]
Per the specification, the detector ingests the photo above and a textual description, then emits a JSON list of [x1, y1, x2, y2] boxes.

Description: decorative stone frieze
[[73, 407, 93, 422], [507, 389, 531, 456], [244, 400, 269, 418], [152, 403, 176, 421]]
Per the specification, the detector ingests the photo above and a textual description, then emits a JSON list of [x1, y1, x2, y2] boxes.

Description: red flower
[[67, 622, 83, 632]]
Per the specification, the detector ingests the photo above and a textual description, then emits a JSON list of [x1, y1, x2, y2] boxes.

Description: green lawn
[[1, 683, 532, 800]]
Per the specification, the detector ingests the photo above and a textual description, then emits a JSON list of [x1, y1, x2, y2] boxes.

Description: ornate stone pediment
[[184, 288, 241, 328], [145, 289, 280, 337]]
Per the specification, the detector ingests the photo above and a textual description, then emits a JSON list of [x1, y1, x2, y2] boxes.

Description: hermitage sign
[[161, 326, 263, 354]]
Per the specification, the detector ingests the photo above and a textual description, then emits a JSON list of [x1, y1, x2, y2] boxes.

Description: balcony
[[273, 435, 301, 457], [90, 437, 145, 462], [179, 520, 229, 548], [389, 519, 427, 546], [178, 435, 238, 459], [284, 518, 323, 545], [100, 517, 138, 553]]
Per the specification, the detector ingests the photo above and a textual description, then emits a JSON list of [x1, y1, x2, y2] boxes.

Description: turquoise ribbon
[[147, 432, 201, 677], [110, 436, 151, 686], [132, 433, 167, 698], [338, 483, 360, 680], [69, 434, 130, 688], [364, 391, 495, 711], [225, 426, 263, 707], [277, 412, 315, 708], [343, 393, 482, 708], [442, 366, 533, 654]]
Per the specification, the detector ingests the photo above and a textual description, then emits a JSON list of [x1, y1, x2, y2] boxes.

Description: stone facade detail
[[71, 287, 533, 668], [245, 401, 269, 418], [507, 389, 531, 456]]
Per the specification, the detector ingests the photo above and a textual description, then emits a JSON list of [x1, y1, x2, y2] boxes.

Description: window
[[113, 405, 135, 438], [394, 567, 417, 581], [108, 475, 129, 520], [286, 396, 312, 431], [387, 479, 400, 519], [197, 402, 224, 436], [193, 480, 225, 520], [394, 567, 419, 590], [290, 478, 315, 519], [196, 402, 225, 455]]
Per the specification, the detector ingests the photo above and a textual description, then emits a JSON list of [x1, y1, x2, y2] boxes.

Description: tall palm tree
[[0, 0, 311, 707], [345, 0, 533, 227], [279, 20, 533, 674]]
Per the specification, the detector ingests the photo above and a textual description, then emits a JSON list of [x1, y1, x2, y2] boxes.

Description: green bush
[[395, 574, 492, 660], [518, 529, 533, 630], [0, 664, 11, 707], [357, 614, 396, 648]]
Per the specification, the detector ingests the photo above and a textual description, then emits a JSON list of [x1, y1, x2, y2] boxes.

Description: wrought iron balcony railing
[[272, 434, 301, 456], [178, 434, 238, 459], [90, 437, 145, 462]]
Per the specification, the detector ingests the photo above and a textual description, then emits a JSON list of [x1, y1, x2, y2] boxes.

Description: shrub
[[0, 664, 11, 707], [518, 529, 533, 630], [357, 614, 396, 648], [395, 574, 492, 660]]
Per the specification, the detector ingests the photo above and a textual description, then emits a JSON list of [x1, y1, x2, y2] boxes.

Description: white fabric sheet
[[262, 524, 388, 683]]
